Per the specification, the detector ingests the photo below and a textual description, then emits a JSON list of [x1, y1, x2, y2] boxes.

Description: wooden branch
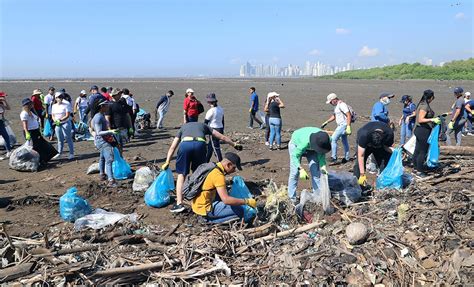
[[32, 246, 99, 257], [92, 259, 181, 277], [0, 262, 36, 283], [440, 145, 474, 156]]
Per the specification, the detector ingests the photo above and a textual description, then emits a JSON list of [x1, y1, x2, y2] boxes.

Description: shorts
[[176, 141, 207, 175]]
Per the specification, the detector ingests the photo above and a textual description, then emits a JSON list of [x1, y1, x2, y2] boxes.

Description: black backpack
[[182, 162, 217, 201]]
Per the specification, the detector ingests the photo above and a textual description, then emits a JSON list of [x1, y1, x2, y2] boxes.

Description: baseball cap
[[32, 89, 42, 96], [206, 93, 217, 102], [186, 88, 194, 94], [326, 93, 338, 104], [110, 88, 122, 97], [267, 92, 280, 100], [59, 88, 66, 93], [21, 98, 32, 106], [380, 92, 395, 99], [80, 90, 87, 95], [309, 132, 331, 154], [90, 85, 99, 91], [400, 95, 411, 103], [454, 87, 464, 94], [465, 92, 471, 97], [224, 152, 242, 170]]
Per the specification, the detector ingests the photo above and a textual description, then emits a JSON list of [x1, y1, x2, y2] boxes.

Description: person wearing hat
[[398, 95, 417, 145], [191, 152, 256, 223], [204, 92, 225, 161], [464, 92, 474, 135], [154, 90, 174, 129], [183, 88, 202, 123], [31, 89, 45, 129], [20, 98, 58, 165], [92, 99, 119, 187], [105, 88, 133, 154], [85, 85, 106, 119], [371, 92, 395, 124], [321, 93, 351, 163], [264, 92, 285, 150], [287, 128, 331, 202], [248, 87, 264, 129], [354, 121, 395, 186], [51, 93, 75, 160], [446, 87, 466, 146], [0, 92, 12, 158], [162, 122, 243, 213], [74, 90, 89, 124]]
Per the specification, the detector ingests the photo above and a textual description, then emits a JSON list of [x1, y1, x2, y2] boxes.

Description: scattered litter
[[133, 167, 156, 192], [74, 208, 138, 231], [144, 169, 174, 208], [345, 222, 368, 245], [8, 141, 40, 172], [59, 187, 92, 222], [229, 176, 256, 223]]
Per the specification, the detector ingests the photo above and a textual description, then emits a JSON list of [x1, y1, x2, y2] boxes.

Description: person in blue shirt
[[84, 85, 106, 119], [371, 92, 395, 124], [398, 95, 417, 145], [464, 92, 473, 135], [248, 87, 264, 129]]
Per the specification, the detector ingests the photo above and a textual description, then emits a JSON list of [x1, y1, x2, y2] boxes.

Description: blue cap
[[206, 92, 217, 102], [454, 87, 463, 94], [90, 85, 99, 91], [21, 98, 32, 106], [380, 92, 395, 99], [400, 95, 411, 103]]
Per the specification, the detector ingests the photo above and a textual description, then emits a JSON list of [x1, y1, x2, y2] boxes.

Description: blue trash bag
[[144, 169, 174, 208], [59, 187, 93, 222], [230, 176, 256, 223], [112, 147, 132, 180], [427, 125, 440, 168], [43, 120, 53, 137], [376, 147, 404, 190], [75, 122, 88, 135]]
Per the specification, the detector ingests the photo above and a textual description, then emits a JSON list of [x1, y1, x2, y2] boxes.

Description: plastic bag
[[133, 167, 156, 192], [75, 122, 88, 135], [320, 173, 334, 214], [112, 147, 132, 180], [427, 125, 440, 168], [402, 135, 416, 156], [327, 171, 362, 205], [74, 208, 137, 231], [43, 119, 53, 138], [59, 187, 92, 222], [256, 111, 266, 126], [0, 120, 17, 148], [230, 176, 256, 223], [9, 141, 40, 172], [366, 154, 378, 174], [86, 163, 100, 175], [144, 169, 174, 208], [376, 147, 404, 190]]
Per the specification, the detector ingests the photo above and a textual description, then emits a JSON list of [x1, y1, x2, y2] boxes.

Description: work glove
[[358, 174, 367, 186], [161, 161, 169, 170], [234, 144, 243, 151], [320, 165, 328, 175], [248, 108, 252, 113], [244, 198, 257, 208], [448, 121, 454, 130], [299, 168, 309, 180], [320, 121, 329, 129], [471, 111, 474, 116], [128, 127, 134, 136], [54, 120, 61, 126], [431, 118, 441, 125], [25, 131, 31, 141], [345, 125, 352, 135], [111, 129, 120, 134]]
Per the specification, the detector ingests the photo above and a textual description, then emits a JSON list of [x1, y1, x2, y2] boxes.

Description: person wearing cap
[[287, 128, 331, 202], [85, 85, 106, 119], [20, 98, 57, 165], [446, 87, 466, 146], [321, 93, 351, 163], [0, 92, 12, 158], [51, 93, 75, 160], [162, 122, 243, 213], [74, 90, 89, 124], [31, 89, 45, 129], [398, 95, 417, 145], [248, 87, 264, 129], [183, 88, 201, 123], [464, 92, 474, 135], [92, 99, 119, 187], [154, 90, 174, 129], [412, 89, 442, 178], [105, 88, 133, 154], [264, 92, 285, 150], [192, 152, 256, 223], [371, 92, 395, 124], [204, 93, 225, 161], [354, 121, 395, 186]]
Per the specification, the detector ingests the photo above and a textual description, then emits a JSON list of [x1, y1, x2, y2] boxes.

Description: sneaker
[[5, 151, 12, 158], [330, 157, 337, 163], [107, 180, 117, 188], [52, 154, 61, 160], [259, 124, 265, 130], [265, 141, 270, 146], [99, 174, 107, 181], [68, 154, 75, 160], [247, 126, 254, 129], [276, 145, 281, 150], [467, 132, 474, 136], [341, 158, 348, 164], [269, 145, 274, 150], [170, 204, 185, 213]]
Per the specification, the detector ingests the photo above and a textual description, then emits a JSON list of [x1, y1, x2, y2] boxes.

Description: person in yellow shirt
[[192, 152, 256, 223]]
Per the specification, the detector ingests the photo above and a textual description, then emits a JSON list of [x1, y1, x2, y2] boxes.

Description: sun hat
[[224, 152, 242, 170], [465, 92, 471, 97], [54, 92, 62, 97], [80, 90, 87, 95], [267, 92, 280, 100], [32, 89, 42, 96], [326, 93, 338, 104], [186, 88, 194, 94], [21, 98, 32, 106], [110, 88, 123, 97], [380, 92, 395, 99], [309, 132, 331, 154], [206, 93, 217, 102]]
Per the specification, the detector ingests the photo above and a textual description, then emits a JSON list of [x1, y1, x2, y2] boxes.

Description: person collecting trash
[[155, 90, 174, 129], [446, 87, 466, 146], [51, 93, 75, 160], [321, 93, 352, 164], [161, 122, 243, 213], [204, 93, 225, 161], [398, 95, 416, 145], [287, 127, 331, 203]]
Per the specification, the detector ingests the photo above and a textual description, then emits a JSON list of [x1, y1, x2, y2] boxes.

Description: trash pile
[[1, 157, 472, 285]]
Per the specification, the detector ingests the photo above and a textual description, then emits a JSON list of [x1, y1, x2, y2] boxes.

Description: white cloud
[[308, 49, 321, 56], [455, 12, 465, 19], [358, 46, 379, 57], [335, 28, 350, 35]]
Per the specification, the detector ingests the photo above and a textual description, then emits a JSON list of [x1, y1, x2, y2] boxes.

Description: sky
[[0, 0, 473, 78]]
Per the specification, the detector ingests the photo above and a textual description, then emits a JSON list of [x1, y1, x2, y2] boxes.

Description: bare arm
[[165, 137, 180, 163], [22, 120, 28, 133], [417, 110, 433, 124], [277, 98, 285, 108], [466, 104, 473, 113], [216, 186, 246, 206], [357, 145, 366, 176], [326, 114, 336, 123], [212, 129, 237, 147], [345, 111, 351, 126]]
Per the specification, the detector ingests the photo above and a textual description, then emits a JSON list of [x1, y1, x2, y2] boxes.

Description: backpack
[[197, 101, 205, 114], [339, 102, 357, 123], [182, 162, 217, 201]]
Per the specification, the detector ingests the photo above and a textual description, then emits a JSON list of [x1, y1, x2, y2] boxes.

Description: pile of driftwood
[[1, 154, 472, 285]]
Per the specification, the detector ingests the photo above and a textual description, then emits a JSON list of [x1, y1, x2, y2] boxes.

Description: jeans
[[248, 110, 262, 127], [0, 119, 11, 151], [413, 125, 431, 172], [157, 109, 167, 129], [55, 120, 74, 155], [331, 124, 350, 160], [205, 201, 245, 223], [79, 106, 88, 123], [269, 117, 282, 146], [400, 120, 414, 145], [207, 127, 223, 162], [265, 114, 270, 141], [446, 119, 464, 146], [186, 115, 198, 123], [467, 117, 473, 133], [288, 142, 321, 201], [96, 141, 114, 180]]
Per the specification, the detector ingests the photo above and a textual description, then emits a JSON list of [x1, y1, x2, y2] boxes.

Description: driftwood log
[[440, 145, 474, 156]]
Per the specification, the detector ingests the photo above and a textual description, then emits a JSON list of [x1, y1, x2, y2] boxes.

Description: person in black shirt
[[105, 88, 132, 153], [264, 92, 285, 150], [353, 121, 394, 186]]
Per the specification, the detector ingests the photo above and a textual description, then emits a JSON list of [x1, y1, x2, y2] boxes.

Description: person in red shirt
[[31, 89, 45, 129], [101, 87, 113, 101], [183, 88, 201, 123]]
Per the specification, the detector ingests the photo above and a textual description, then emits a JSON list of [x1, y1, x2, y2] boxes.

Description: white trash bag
[[132, 166, 156, 192], [9, 141, 40, 172], [74, 208, 138, 231], [86, 163, 100, 175], [0, 120, 17, 148]]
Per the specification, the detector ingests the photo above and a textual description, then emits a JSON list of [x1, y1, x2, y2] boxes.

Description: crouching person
[[191, 152, 256, 223]]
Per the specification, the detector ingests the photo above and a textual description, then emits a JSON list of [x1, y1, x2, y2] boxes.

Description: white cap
[[54, 92, 61, 97], [267, 92, 280, 99], [326, 93, 338, 104], [186, 88, 194, 94], [465, 92, 471, 97], [80, 90, 87, 95]]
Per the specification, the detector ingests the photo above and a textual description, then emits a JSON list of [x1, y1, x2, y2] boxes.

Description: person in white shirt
[[321, 93, 352, 164], [155, 90, 174, 129], [204, 93, 225, 162], [51, 94, 74, 160], [74, 90, 89, 123]]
